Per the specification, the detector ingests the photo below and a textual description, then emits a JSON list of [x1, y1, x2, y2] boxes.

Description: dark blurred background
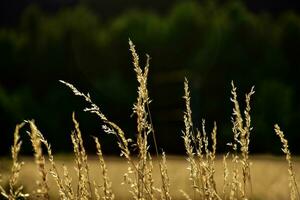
[[0, 0, 300, 155]]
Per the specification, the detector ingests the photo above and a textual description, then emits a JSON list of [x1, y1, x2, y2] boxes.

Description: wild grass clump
[[0, 123, 29, 200], [182, 78, 219, 200], [0, 41, 299, 200]]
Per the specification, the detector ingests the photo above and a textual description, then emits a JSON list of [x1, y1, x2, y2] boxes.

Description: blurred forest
[[0, 0, 300, 155]]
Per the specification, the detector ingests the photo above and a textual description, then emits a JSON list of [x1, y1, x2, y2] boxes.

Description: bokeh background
[[0, 0, 300, 155]]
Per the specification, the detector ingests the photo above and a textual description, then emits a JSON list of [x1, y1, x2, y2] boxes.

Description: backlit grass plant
[[0, 40, 299, 200]]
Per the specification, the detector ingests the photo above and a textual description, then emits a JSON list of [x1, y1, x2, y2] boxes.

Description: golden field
[[0, 155, 299, 200]]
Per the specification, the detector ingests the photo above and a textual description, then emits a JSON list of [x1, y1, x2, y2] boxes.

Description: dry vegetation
[[0, 40, 299, 200]]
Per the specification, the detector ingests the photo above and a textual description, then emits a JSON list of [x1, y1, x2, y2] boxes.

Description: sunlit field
[[0, 155, 299, 200]]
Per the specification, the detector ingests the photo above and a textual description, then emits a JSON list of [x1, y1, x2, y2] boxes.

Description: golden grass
[[274, 125, 300, 200], [0, 156, 300, 200], [0, 40, 299, 200], [0, 123, 29, 200]]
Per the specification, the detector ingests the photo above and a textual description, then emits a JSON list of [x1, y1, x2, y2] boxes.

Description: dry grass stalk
[[59, 81, 132, 163], [93, 136, 114, 200], [0, 123, 29, 200], [274, 124, 300, 200], [182, 79, 220, 200], [62, 164, 75, 199], [228, 115, 242, 200], [61, 40, 156, 200], [229, 81, 254, 199], [71, 113, 92, 200], [60, 79, 150, 199], [27, 120, 50, 200], [129, 39, 156, 200], [59, 80, 132, 163], [182, 78, 197, 198], [159, 152, 171, 200], [37, 128, 70, 200], [222, 153, 229, 200]]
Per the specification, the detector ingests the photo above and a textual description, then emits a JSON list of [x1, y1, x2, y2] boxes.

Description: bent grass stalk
[[27, 120, 49, 200], [274, 124, 300, 200]]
